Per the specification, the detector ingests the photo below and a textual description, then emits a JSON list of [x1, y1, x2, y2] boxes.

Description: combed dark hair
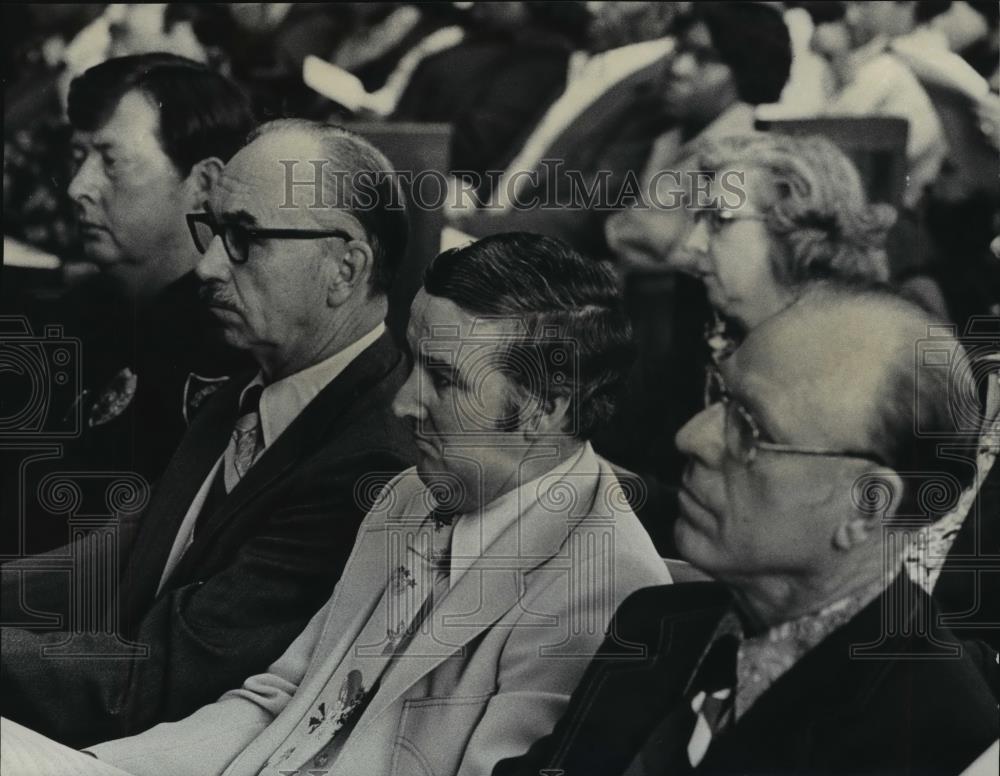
[[67, 53, 255, 176], [423, 233, 635, 439], [675, 2, 792, 105], [793, 282, 981, 522], [248, 119, 408, 297]]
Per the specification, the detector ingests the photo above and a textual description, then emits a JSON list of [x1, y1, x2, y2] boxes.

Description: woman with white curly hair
[[678, 131, 896, 338]]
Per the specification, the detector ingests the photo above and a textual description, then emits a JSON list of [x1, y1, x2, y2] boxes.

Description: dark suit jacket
[[458, 54, 672, 258], [0, 332, 416, 747], [495, 575, 999, 776], [1, 271, 252, 556]]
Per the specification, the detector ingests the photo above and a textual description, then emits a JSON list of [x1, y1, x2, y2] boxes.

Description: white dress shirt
[[156, 323, 386, 591]]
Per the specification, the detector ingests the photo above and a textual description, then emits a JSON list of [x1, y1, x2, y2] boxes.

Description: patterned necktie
[[224, 384, 264, 493], [261, 509, 456, 776]]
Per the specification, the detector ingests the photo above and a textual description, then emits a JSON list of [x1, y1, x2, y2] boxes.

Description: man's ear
[[834, 467, 904, 551], [185, 157, 225, 206], [523, 394, 573, 438], [326, 239, 375, 305]]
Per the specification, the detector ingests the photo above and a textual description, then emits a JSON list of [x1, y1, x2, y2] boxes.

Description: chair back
[[344, 122, 452, 340], [755, 116, 909, 208]]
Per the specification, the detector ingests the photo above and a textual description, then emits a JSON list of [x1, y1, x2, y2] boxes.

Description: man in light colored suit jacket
[[86, 233, 671, 776]]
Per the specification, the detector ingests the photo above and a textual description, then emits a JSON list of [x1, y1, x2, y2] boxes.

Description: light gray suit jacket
[[92, 445, 670, 776]]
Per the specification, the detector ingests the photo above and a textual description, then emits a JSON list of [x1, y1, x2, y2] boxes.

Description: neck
[[115, 246, 199, 306], [258, 297, 386, 382], [726, 556, 890, 632], [472, 437, 585, 513]]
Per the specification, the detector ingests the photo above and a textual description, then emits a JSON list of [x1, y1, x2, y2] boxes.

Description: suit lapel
[[352, 449, 608, 733], [547, 585, 728, 776], [164, 334, 401, 582], [120, 376, 247, 618], [695, 574, 922, 773]]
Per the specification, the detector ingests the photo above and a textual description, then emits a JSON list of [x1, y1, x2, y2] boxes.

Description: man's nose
[[67, 155, 101, 204], [675, 402, 727, 468], [195, 234, 231, 283], [391, 364, 425, 426]]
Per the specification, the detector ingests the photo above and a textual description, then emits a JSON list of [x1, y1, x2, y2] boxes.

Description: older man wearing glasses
[[494, 281, 999, 776], [1, 119, 416, 747]]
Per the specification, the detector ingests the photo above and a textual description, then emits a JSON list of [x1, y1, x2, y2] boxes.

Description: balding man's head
[[769, 283, 980, 515], [675, 281, 979, 596], [246, 119, 408, 297], [193, 119, 406, 378]]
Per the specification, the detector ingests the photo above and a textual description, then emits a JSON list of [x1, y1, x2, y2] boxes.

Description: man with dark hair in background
[[83, 232, 669, 776], [1, 118, 415, 747], [3, 54, 255, 557], [494, 283, 998, 776]]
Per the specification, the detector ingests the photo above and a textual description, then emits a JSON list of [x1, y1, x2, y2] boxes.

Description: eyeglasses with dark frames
[[186, 212, 355, 265], [703, 365, 889, 467]]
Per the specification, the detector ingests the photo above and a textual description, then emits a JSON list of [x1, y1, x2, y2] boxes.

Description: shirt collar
[[239, 322, 385, 449], [698, 577, 886, 720], [446, 442, 590, 587]]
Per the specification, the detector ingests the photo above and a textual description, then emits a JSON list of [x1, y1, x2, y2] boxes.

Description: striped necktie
[[224, 384, 264, 493]]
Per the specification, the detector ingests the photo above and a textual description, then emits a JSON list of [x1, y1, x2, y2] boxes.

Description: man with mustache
[[492, 282, 999, 776], [1, 119, 416, 747], [81, 232, 670, 776]]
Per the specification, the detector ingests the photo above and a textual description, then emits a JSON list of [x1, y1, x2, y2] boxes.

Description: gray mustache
[[198, 284, 239, 310]]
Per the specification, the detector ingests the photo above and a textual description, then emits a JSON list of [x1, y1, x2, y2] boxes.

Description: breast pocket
[[390, 692, 494, 776]]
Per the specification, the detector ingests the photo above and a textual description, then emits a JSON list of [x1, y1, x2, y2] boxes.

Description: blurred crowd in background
[[3, 1, 999, 554]]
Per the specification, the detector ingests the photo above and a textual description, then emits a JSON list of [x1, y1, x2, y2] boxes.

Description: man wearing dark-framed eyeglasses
[[186, 212, 355, 266], [492, 282, 998, 776], [0, 118, 418, 748]]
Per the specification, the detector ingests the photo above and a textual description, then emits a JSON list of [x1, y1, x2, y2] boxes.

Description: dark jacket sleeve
[[0, 449, 407, 748]]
